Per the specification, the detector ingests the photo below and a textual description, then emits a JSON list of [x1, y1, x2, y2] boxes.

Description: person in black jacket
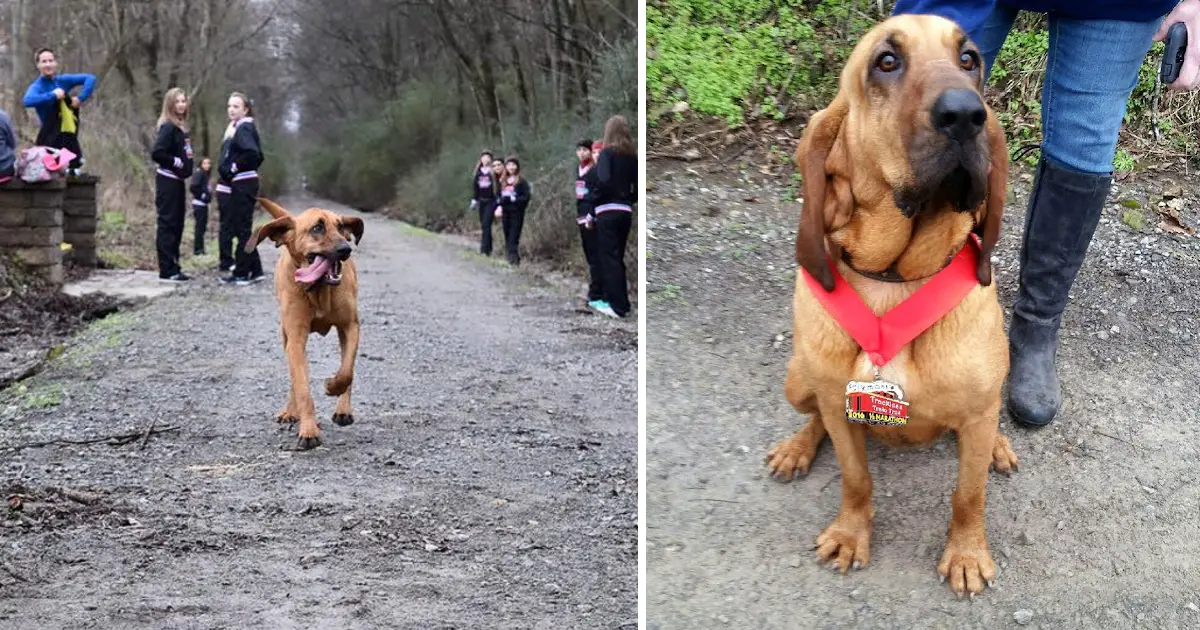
[[471, 150, 498, 255], [574, 139, 604, 307], [496, 155, 531, 265], [217, 92, 265, 285], [592, 115, 637, 318], [151, 87, 194, 282], [189, 157, 213, 256]]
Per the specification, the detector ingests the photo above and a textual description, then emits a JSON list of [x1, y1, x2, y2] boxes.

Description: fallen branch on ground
[[0, 359, 47, 390], [0, 425, 179, 452]]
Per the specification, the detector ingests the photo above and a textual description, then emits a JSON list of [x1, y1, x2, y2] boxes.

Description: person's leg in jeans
[[1005, 15, 1160, 427], [596, 211, 632, 317]]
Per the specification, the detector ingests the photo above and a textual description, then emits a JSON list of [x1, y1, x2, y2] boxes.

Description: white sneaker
[[595, 303, 619, 318]]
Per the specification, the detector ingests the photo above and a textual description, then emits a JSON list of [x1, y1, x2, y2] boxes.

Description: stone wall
[[0, 174, 101, 287], [63, 175, 99, 267], [0, 178, 67, 285]]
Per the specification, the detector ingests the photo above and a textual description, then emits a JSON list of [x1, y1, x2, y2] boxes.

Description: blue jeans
[[971, 7, 1160, 175]]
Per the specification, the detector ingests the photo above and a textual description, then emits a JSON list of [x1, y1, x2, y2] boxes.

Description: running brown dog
[[765, 14, 1019, 597], [246, 198, 364, 450]]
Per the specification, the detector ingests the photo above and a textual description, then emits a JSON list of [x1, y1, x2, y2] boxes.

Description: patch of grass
[[98, 250, 134, 269], [1113, 149, 1136, 173], [2, 382, 66, 416], [398, 222, 438, 239], [1122, 209, 1146, 231], [1120, 198, 1143, 209], [58, 312, 132, 369], [651, 283, 684, 304]]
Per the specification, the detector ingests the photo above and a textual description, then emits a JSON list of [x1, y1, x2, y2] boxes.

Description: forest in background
[[3, 0, 637, 276]]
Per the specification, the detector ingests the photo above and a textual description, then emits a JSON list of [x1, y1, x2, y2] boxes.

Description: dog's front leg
[[815, 398, 873, 573], [938, 410, 1000, 597], [284, 324, 321, 450], [327, 320, 358, 427]]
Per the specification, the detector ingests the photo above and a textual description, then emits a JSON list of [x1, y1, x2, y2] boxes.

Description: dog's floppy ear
[[246, 216, 294, 252], [339, 215, 364, 244], [794, 98, 850, 292], [973, 109, 1008, 286]]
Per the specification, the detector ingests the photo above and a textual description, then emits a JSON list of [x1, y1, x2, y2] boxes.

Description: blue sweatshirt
[[23, 73, 97, 125], [892, 0, 1179, 37]]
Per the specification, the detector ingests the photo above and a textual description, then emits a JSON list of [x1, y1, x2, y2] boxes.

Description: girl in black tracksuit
[[472, 151, 498, 255], [217, 92, 265, 285], [593, 116, 638, 318], [189, 158, 213, 256], [497, 156, 531, 265], [151, 88, 194, 282], [575, 139, 603, 304]]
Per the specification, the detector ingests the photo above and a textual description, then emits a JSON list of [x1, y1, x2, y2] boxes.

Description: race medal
[[845, 376, 909, 427]]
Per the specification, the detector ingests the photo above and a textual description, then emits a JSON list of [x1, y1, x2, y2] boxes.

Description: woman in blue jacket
[[891, 0, 1200, 427]]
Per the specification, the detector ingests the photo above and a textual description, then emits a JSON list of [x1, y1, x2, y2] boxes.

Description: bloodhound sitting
[[765, 14, 1019, 597]]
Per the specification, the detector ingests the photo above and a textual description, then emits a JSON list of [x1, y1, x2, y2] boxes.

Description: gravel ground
[[0, 195, 637, 629], [646, 155, 1200, 629]]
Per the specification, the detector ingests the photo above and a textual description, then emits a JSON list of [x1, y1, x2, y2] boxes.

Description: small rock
[[1014, 609, 1034, 625], [1056, 520, 1066, 530], [545, 582, 562, 594], [1017, 531, 1034, 546], [850, 587, 865, 601], [1187, 602, 1198, 612], [671, 101, 690, 114]]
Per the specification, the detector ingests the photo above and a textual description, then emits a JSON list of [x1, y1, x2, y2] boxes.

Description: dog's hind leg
[[274, 326, 300, 424], [991, 433, 1019, 474], [767, 357, 828, 480], [328, 320, 359, 427], [283, 324, 321, 450]]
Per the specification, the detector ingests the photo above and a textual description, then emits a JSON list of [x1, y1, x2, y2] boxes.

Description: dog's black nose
[[334, 241, 352, 261], [931, 88, 986, 142]]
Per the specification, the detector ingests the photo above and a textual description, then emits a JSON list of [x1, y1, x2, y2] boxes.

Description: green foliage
[[649, 1, 1199, 165], [648, 0, 886, 124], [297, 41, 638, 278]]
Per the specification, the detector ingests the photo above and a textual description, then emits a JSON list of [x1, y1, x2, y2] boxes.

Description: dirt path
[[646, 159, 1200, 628], [0, 195, 637, 630]]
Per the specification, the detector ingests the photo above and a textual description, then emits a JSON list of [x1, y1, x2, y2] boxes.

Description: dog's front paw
[[937, 532, 997, 597], [275, 411, 299, 424], [295, 435, 322, 450], [325, 373, 352, 396], [331, 412, 354, 427], [815, 514, 872, 573]]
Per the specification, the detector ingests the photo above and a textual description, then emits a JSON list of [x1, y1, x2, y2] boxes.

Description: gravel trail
[[646, 157, 1200, 629], [0, 195, 637, 630]]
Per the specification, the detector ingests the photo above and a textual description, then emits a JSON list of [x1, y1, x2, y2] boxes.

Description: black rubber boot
[[1007, 157, 1111, 428]]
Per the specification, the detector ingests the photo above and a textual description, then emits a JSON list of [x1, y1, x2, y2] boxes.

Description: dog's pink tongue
[[295, 256, 331, 283]]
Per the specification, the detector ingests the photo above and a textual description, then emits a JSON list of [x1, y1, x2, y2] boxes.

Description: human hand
[[53, 88, 65, 100], [1156, 0, 1200, 90], [69, 96, 80, 108], [494, 207, 503, 219]]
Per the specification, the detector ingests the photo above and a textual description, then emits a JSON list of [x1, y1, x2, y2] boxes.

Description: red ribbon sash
[[801, 235, 982, 367]]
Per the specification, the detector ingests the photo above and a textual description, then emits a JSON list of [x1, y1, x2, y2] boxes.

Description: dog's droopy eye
[[875, 52, 901, 73], [959, 51, 979, 72], [311, 220, 325, 235]]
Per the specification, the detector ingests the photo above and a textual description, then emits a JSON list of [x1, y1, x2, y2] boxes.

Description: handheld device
[[1161, 22, 1188, 84]]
